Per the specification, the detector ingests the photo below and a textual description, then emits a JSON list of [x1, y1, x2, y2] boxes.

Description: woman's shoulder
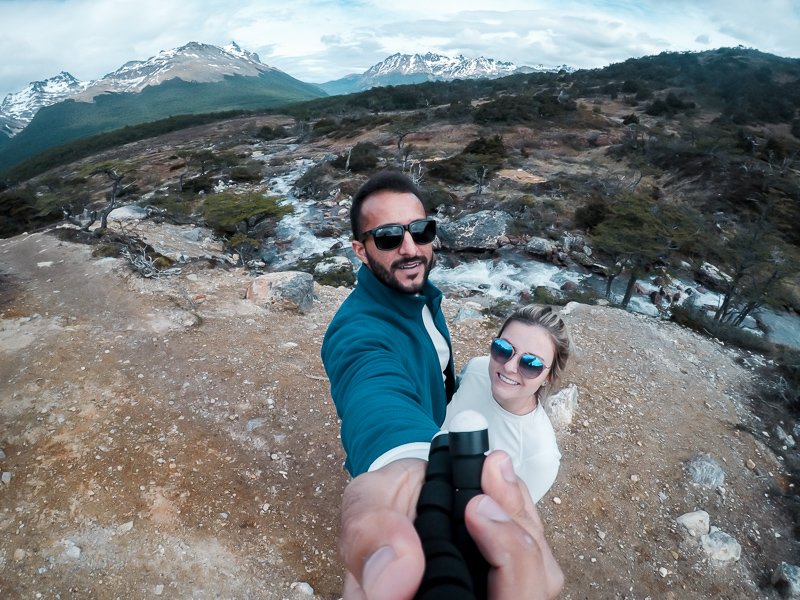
[[459, 355, 490, 376]]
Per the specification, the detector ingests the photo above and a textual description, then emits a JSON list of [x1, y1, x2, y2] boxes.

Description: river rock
[[772, 562, 800, 597], [526, 237, 555, 257], [687, 452, 725, 489], [452, 306, 484, 324], [542, 384, 578, 431], [701, 530, 741, 562], [560, 234, 585, 251], [437, 210, 514, 251], [676, 510, 710, 536], [246, 272, 315, 313], [107, 206, 149, 222]]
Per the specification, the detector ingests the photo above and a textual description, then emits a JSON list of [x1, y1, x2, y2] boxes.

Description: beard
[[365, 249, 436, 295]]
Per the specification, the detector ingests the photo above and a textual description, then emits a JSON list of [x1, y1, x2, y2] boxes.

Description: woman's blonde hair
[[498, 304, 573, 394]]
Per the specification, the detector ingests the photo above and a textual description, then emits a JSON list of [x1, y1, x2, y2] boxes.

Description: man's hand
[[338, 452, 564, 600]]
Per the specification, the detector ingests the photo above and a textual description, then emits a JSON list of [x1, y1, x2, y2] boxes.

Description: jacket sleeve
[[322, 316, 441, 476]]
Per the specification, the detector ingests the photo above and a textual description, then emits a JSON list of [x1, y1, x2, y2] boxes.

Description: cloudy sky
[[1, 0, 799, 100]]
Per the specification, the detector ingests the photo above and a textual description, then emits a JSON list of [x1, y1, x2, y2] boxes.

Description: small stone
[[746, 459, 756, 470], [552, 497, 562, 504], [290, 582, 315, 596], [701, 530, 741, 562], [670, 550, 680, 560], [154, 584, 164, 595], [0, 448, 6, 460], [1, 471, 11, 485], [582, 420, 589, 427], [118, 521, 134, 533], [65, 546, 81, 559], [659, 567, 668, 577], [13, 549, 26, 561], [630, 474, 640, 483], [597, 530, 606, 540]]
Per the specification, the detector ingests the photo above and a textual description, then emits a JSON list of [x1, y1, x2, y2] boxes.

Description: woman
[[443, 304, 573, 502]]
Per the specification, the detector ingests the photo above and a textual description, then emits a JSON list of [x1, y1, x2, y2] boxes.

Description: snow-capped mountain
[[317, 52, 573, 95], [0, 72, 92, 137], [0, 42, 280, 138], [71, 42, 274, 100]]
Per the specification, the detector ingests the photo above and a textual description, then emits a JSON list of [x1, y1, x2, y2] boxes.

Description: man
[[322, 170, 563, 600]]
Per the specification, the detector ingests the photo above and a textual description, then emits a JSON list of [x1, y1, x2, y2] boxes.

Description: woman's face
[[488, 320, 556, 415]]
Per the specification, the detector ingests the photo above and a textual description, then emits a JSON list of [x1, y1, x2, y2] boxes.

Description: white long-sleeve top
[[442, 355, 562, 503]]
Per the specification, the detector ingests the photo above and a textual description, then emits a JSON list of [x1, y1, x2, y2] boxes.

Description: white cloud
[[0, 0, 798, 99]]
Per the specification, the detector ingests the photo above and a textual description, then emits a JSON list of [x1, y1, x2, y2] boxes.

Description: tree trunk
[[621, 272, 638, 309], [605, 263, 624, 298]]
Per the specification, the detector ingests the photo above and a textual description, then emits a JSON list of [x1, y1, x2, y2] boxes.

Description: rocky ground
[[1, 224, 798, 600]]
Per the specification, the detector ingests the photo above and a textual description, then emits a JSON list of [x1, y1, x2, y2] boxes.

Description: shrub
[[332, 142, 381, 173], [201, 191, 293, 232]]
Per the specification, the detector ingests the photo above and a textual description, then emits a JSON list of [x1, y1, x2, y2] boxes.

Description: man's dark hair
[[350, 170, 422, 240]]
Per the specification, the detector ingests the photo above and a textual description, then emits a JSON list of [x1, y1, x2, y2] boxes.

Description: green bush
[[201, 191, 293, 232], [332, 142, 381, 172]]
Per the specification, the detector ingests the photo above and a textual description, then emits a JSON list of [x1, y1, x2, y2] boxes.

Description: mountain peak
[[0, 41, 277, 138]]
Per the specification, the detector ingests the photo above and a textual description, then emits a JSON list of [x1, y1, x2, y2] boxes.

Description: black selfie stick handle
[[413, 411, 490, 600]]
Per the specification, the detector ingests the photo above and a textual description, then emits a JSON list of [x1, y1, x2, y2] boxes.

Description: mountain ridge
[[317, 51, 572, 95], [0, 42, 295, 139]]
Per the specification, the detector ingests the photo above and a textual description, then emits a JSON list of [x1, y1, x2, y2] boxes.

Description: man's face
[[352, 190, 435, 295]]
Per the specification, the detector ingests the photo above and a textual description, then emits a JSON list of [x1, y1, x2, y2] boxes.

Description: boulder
[[107, 205, 149, 221], [525, 236, 555, 257], [246, 272, 315, 313], [542, 384, 578, 431], [687, 453, 725, 489], [560, 281, 578, 292], [452, 305, 484, 324], [701, 530, 741, 562], [437, 211, 514, 251], [559, 235, 585, 252], [676, 510, 710, 536], [773, 562, 800, 598]]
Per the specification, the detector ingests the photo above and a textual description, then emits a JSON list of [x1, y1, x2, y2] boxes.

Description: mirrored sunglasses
[[490, 337, 549, 379], [360, 218, 436, 251]]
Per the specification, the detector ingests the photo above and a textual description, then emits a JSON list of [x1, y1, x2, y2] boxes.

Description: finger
[[465, 494, 561, 600], [339, 460, 427, 600], [469, 451, 564, 599]]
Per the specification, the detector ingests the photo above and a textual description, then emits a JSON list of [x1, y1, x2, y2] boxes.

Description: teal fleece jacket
[[322, 265, 455, 476]]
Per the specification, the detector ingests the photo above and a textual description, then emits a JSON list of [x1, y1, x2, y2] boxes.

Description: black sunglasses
[[360, 218, 437, 251], [490, 338, 550, 379]]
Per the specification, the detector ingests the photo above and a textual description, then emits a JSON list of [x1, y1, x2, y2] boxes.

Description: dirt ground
[[1, 227, 797, 599]]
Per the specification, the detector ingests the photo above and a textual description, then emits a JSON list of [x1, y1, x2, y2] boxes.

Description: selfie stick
[[413, 410, 490, 600]]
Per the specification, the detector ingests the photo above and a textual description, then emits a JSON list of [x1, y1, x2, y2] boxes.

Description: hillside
[[0, 222, 796, 599], [0, 70, 326, 174]]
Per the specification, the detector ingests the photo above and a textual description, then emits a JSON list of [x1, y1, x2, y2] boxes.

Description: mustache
[[392, 256, 427, 269]]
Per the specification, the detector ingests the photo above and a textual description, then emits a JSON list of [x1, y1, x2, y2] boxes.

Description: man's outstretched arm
[[338, 452, 564, 600]]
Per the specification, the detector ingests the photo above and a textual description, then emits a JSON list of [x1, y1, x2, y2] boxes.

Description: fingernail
[[500, 456, 517, 483], [477, 495, 511, 522], [362, 545, 396, 596]]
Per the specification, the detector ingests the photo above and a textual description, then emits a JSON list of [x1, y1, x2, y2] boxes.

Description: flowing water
[[262, 160, 800, 350]]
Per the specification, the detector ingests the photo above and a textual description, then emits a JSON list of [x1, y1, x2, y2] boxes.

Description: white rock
[[701, 530, 741, 562], [117, 521, 134, 533], [290, 582, 315, 596], [154, 584, 164, 595], [65, 546, 82, 559], [1, 471, 11, 485], [676, 510, 710, 536]]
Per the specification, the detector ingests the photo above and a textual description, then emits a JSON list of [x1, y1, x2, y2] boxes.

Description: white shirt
[[442, 355, 562, 503]]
